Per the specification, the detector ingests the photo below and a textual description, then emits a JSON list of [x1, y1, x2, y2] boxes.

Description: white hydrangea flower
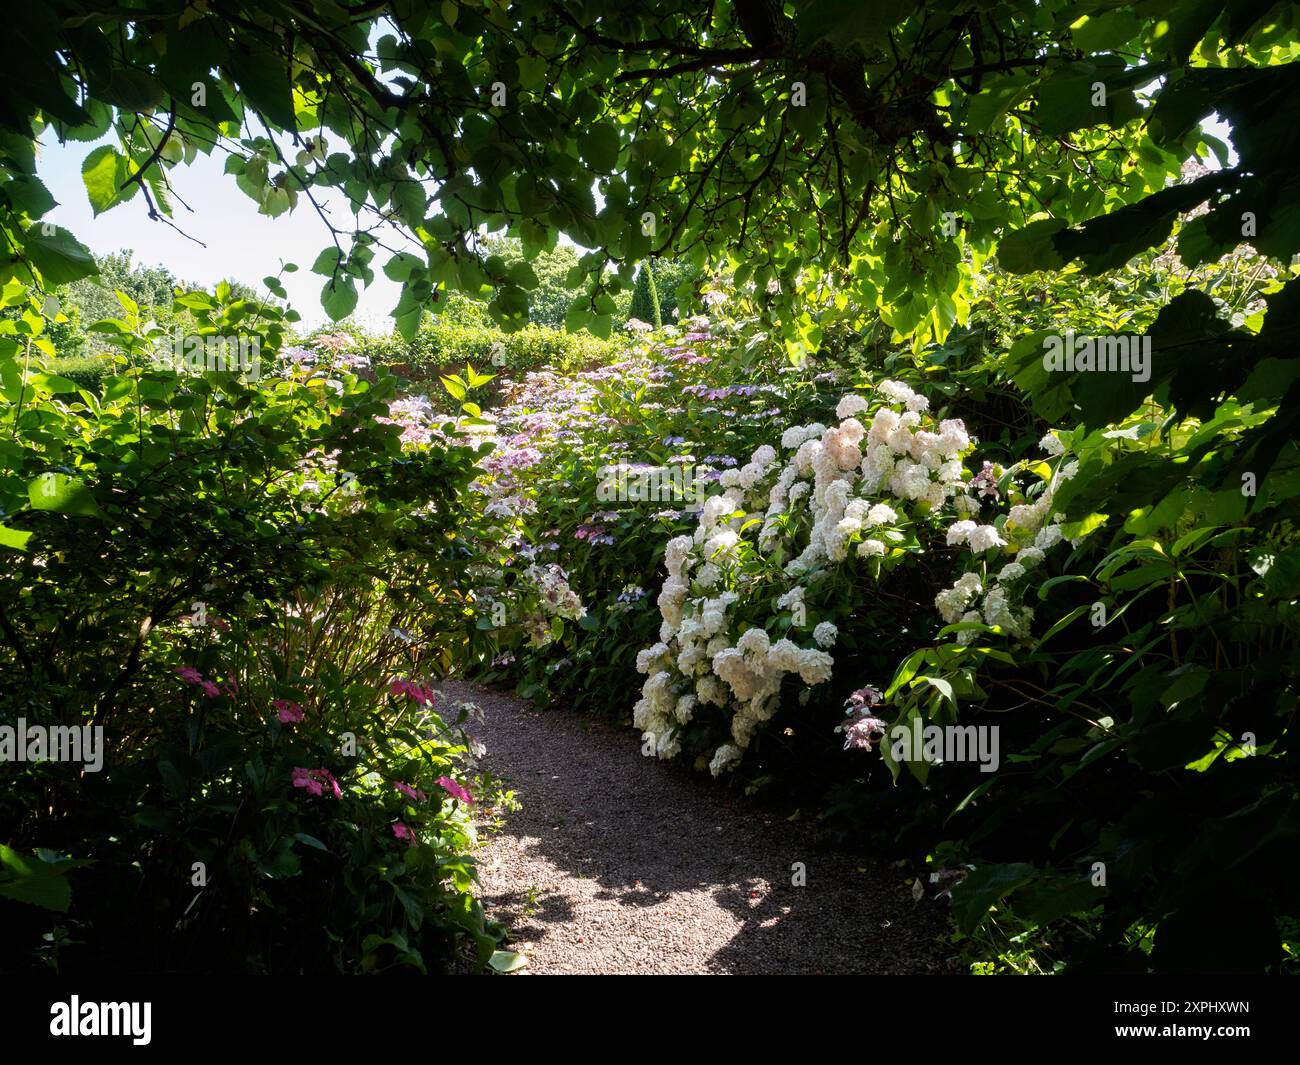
[[968, 524, 1007, 553], [796, 648, 834, 685], [1018, 546, 1045, 568], [737, 627, 771, 657], [997, 561, 1026, 583], [781, 426, 806, 449], [767, 638, 802, 673], [1007, 501, 1045, 535], [776, 586, 805, 611], [636, 643, 668, 674], [813, 621, 838, 648], [1035, 524, 1063, 550], [1039, 431, 1065, 457], [865, 502, 897, 526], [878, 379, 929, 412], [709, 744, 743, 776], [937, 419, 970, 456], [946, 520, 978, 546], [836, 393, 871, 420]]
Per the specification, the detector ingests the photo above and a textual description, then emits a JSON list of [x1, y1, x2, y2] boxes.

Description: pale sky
[[36, 134, 409, 331]]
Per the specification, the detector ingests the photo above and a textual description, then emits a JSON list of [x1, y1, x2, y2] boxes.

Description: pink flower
[[389, 679, 436, 706], [845, 686, 884, 710], [292, 767, 323, 797], [394, 781, 427, 802], [199, 681, 221, 698], [392, 822, 413, 841], [844, 715, 888, 751], [274, 700, 304, 723], [437, 776, 473, 804], [174, 666, 203, 684], [292, 767, 341, 798]]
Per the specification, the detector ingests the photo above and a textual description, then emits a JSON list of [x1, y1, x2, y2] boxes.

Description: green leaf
[[949, 862, 1038, 936], [383, 252, 423, 282], [312, 246, 344, 275], [81, 145, 134, 215], [488, 950, 528, 973], [321, 276, 358, 321], [0, 845, 73, 913], [579, 125, 620, 173], [228, 46, 296, 129], [22, 225, 99, 285], [27, 473, 103, 517], [2, 175, 56, 218], [996, 219, 1067, 274], [0, 523, 32, 551], [917, 675, 957, 713]]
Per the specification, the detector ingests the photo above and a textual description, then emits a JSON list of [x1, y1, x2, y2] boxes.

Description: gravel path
[[443, 681, 952, 975]]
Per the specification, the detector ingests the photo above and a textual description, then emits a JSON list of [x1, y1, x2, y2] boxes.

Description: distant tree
[[63, 251, 179, 330], [630, 259, 698, 325], [482, 236, 584, 328]]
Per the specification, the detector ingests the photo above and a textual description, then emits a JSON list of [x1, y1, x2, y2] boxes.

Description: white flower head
[[836, 393, 870, 420], [812, 621, 838, 648]]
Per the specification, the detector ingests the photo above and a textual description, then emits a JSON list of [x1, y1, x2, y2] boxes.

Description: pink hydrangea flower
[[274, 700, 304, 723], [389, 679, 436, 706], [437, 776, 473, 804], [394, 781, 427, 802], [292, 767, 323, 797], [292, 767, 341, 798], [844, 715, 888, 751]]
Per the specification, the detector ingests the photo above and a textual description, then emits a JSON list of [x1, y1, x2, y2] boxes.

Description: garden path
[[442, 681, 951, 975]]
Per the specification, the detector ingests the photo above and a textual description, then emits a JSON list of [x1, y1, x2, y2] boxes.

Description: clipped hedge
[[37, 355, 114, 394], [369, 315, 620, 385]]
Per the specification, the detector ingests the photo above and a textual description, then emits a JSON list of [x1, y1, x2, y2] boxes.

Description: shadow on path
[[443, 681, 952, 975]]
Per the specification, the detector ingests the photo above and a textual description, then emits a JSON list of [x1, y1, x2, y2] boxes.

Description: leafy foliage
[[4, 0, 1294, 350], [0, 279, 504, 973]]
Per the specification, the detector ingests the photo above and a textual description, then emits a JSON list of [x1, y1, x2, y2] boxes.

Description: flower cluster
[[175, 666, 236, 699], [932, 434, 1081, 645], [292, 766, 342, 798], [390, 678, 437, 705], [517, 563, 586, 646], [633, 379, 1089, 773]]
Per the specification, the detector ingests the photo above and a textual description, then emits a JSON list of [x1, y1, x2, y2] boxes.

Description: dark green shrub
[[1, 280, 503, 975]]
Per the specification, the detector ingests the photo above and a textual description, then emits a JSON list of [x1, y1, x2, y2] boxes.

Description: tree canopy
[[1, 0, 1297, 350]]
